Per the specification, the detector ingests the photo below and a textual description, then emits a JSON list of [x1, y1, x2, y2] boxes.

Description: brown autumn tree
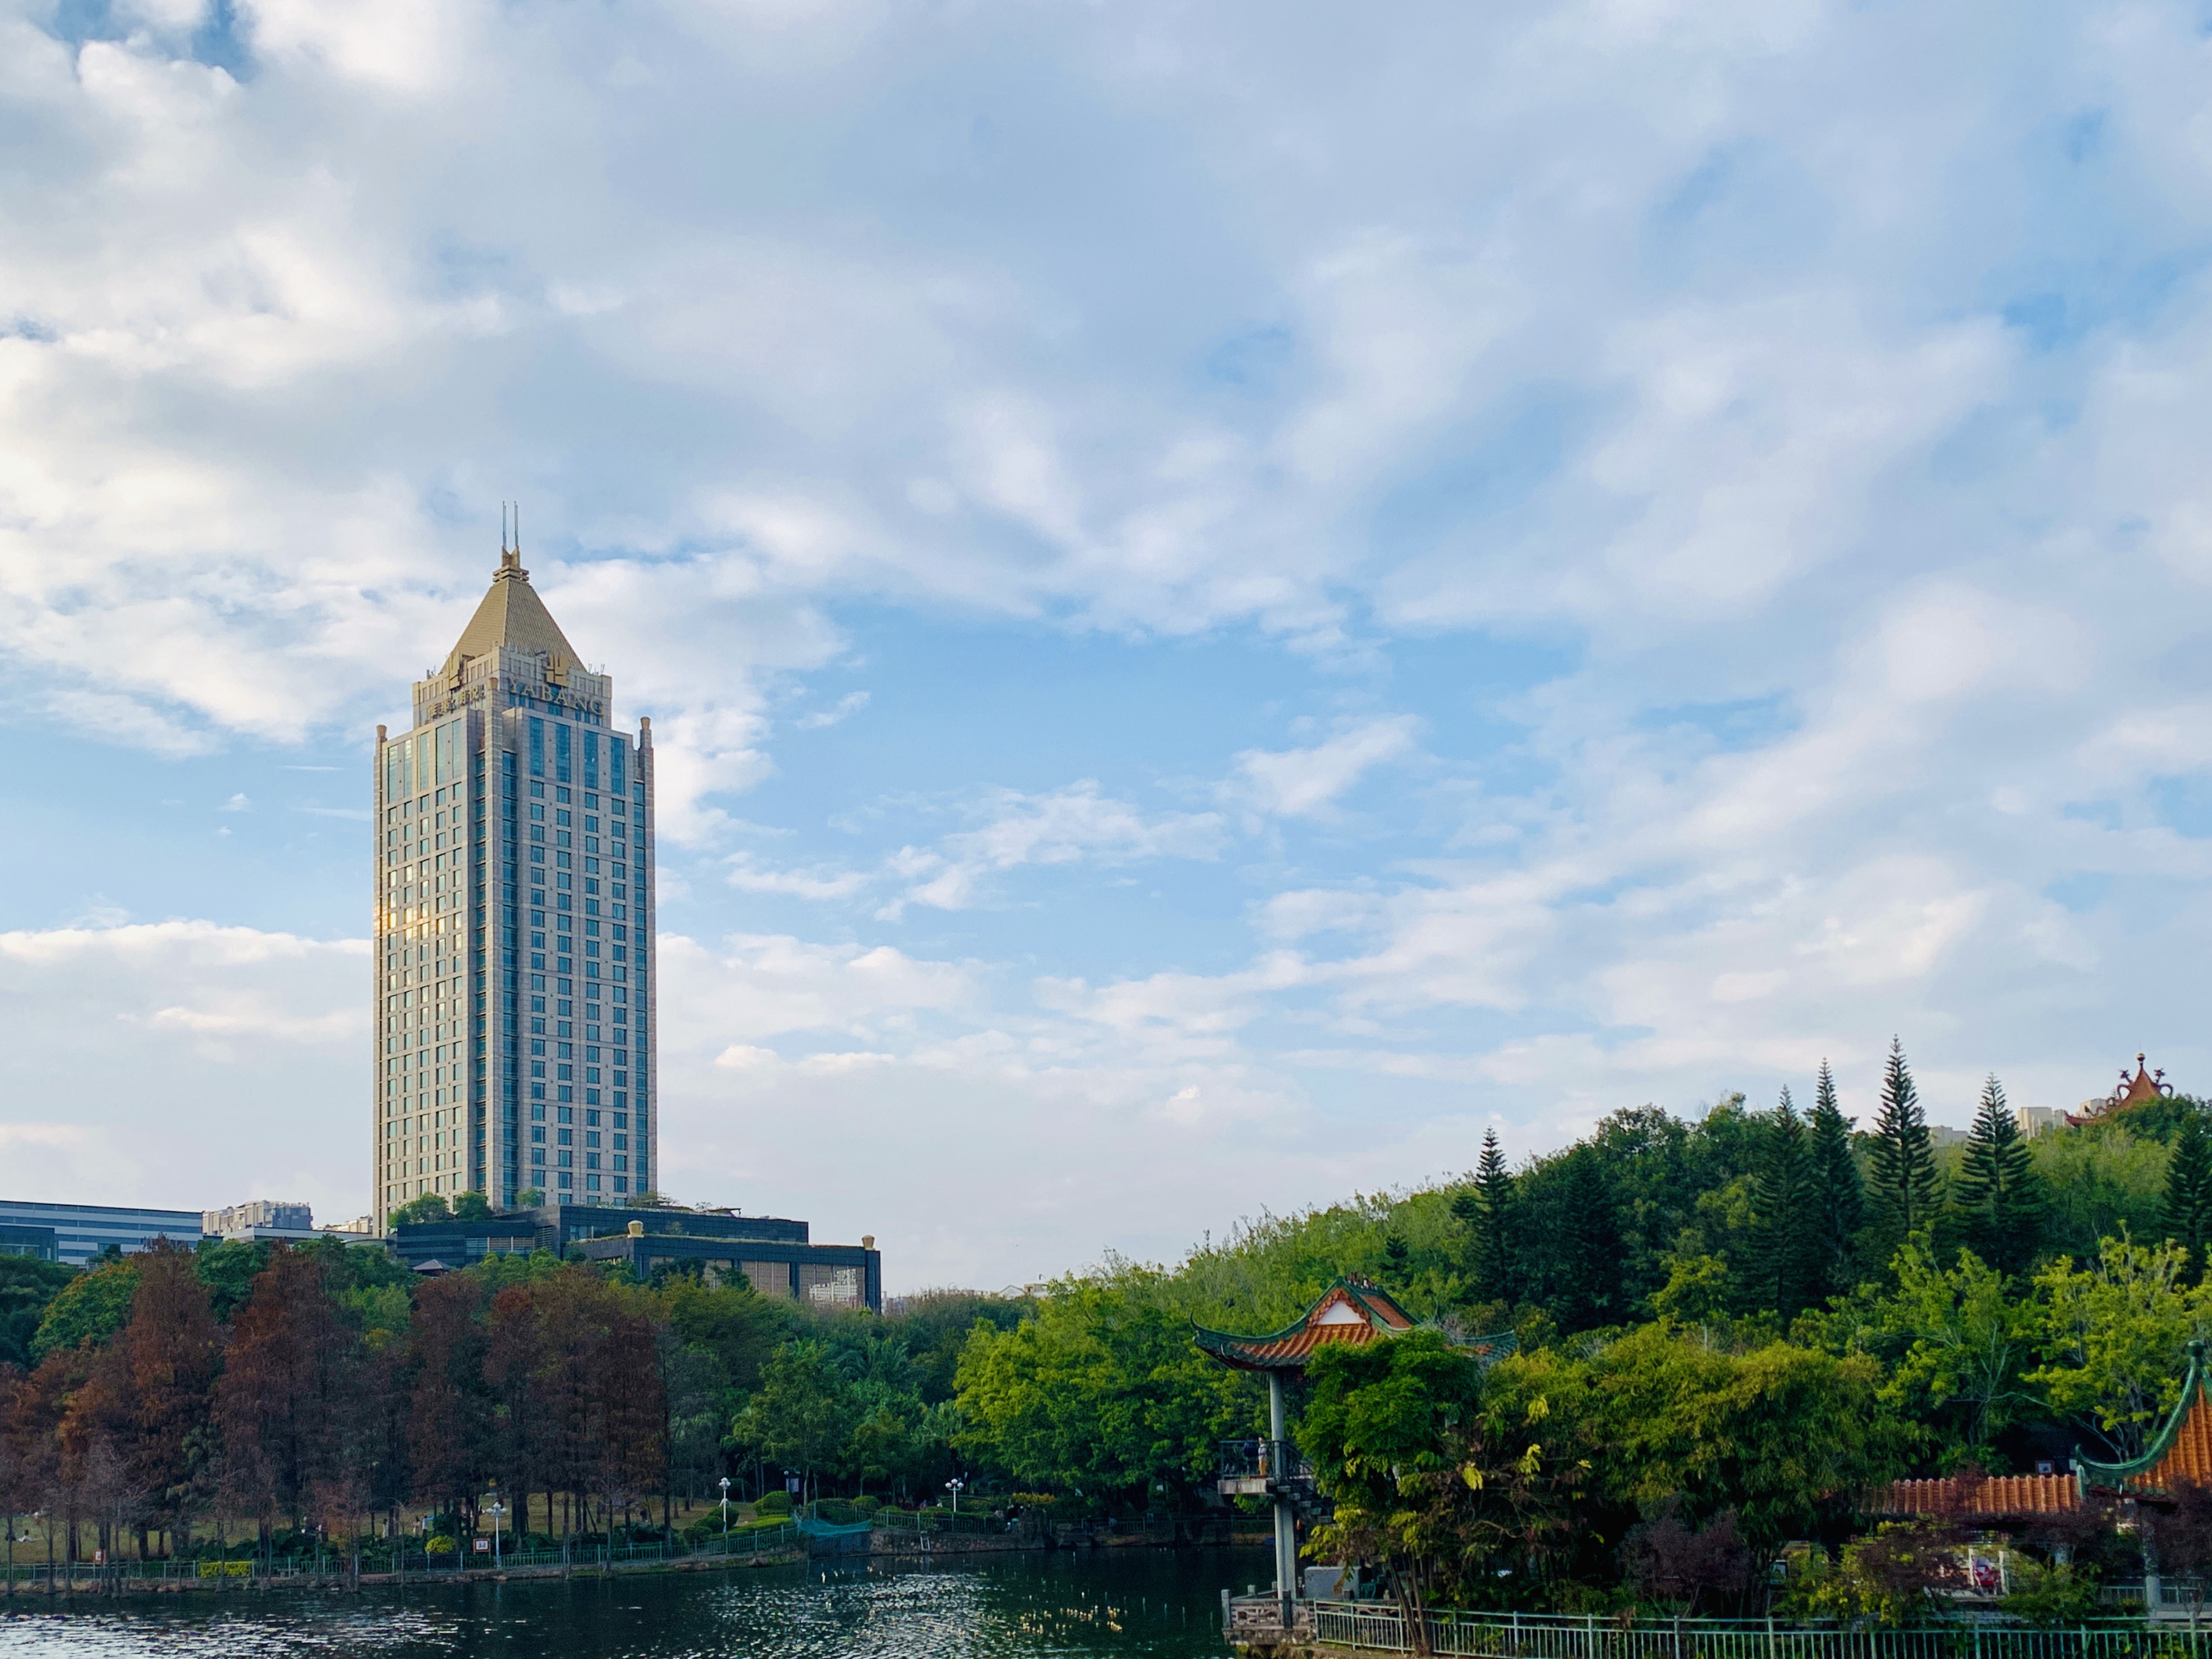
[[408, 1274, 493, 1526], [211, 1245, 352, 1547], [486, 1282, 554, 1537], [111, 1241, 221, 1555], [596, 1303, 668, 1537]]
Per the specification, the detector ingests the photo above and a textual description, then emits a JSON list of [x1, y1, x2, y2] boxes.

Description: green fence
[[1304, 1607, 2212, 1659]]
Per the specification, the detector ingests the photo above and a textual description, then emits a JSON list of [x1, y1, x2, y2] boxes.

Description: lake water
[[0, 1547, 1268, 1658]]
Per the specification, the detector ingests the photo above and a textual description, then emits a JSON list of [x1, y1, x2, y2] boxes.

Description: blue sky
[[7, 0, 2212, 1287]]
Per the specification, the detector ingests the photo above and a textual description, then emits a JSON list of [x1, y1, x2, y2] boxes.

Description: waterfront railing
[[1293, 1604, 2212, 1659]]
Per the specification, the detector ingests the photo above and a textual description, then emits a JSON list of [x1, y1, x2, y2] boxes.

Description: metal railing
[[0, 1522, 804, 1591], [1221, 1438, 1316, 1484], [1299, 1605, 2212, 1659]]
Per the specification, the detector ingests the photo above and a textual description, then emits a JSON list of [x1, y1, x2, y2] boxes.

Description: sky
[[6, 0, 2212, 1291]]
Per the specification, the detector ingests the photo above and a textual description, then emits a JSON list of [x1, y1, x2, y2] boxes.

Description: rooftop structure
[[2066, 1053, 2175, 1130], [203, 1200, 316, 1241], [374, 529, 657, 1227], [0, 1200, 201, 1267]]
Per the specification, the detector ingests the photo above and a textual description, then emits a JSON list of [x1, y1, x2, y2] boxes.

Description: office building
[[373, 532, 658, 1229], [387, 1204, 882, 1310], [0, 1200, 200, 1267], [203, 1199, 316, 1240]]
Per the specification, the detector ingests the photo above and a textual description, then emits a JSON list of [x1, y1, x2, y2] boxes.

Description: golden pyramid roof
[[438, 550, 581, 680]]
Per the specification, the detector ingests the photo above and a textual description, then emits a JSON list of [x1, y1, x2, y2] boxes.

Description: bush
[[424, 1534, 456, 1555], [756, 1490, 792, 1517], [2002, 1561, 2102, 1627]]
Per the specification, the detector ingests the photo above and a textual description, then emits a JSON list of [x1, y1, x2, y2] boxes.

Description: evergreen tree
[[1807, 1059, 1864, 1301], [1757, 1087, 1817, 1318], [1952, 1073, 2043, 1276], [1867, 1037, 1940, 1258], [1452, 1129, 1519, 1304], [2165, 1107, 2212, 1280], [1550, 1147, 1622, 1332]]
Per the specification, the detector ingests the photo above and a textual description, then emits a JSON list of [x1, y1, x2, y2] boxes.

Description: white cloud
[[1227, 717, 1421, 818]]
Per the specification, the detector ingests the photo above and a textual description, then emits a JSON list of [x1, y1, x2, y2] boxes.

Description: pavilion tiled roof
[[1872, 1474, 2080, 1518], [2077, 1341, 2212, 1495], [1192, 1278, 1515, 1374]]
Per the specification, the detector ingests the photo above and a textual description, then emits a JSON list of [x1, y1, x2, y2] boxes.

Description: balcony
[[1218, 1438, 1314, 1498]]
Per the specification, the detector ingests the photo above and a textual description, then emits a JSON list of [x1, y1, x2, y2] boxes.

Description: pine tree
[[1807, 1059, 1864, 1300], [1452, 1129, 1519, 1304], [1757, 1087, 1817, 1317], [1867, 1037, 1940, 1260], [1953, 1073, 2043, 1276], [2167, 1108, 2212, 1280], [1552, 1147, 1622, 1332]]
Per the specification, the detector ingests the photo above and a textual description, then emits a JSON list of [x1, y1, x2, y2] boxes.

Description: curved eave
[[2078, 1342, 2209, 1491]]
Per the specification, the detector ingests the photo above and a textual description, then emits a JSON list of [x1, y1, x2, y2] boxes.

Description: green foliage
[[1454, 1129, 1519, 1305], [450, 1190, 494, 1221], [954, 1267, 1256, 1500], [733, 1339, 852, 1478], [393, 1194, 452, 1225], [1953, 1075, 2043, 1276], [0, 1255, 75, 1369], [193, 1237, 274, 1318], [2027, 1230, 2212, 1459], [1868, 1039, 1940, 1256], [2001, 1559, 2103, 1626], [1756, 1088, 1817, 1318], [29, 1256, 139, 1359], [2030, 1120, 2169, 1261], [755, 1489, 792, 1516], [1776, 1522, 1963, 1628], [2167, 1108, 2212, 1279], [1870, 1241, 2038, 1448], [516, 1186, 544, 1207], [1807, 1060, 1864, 1300]]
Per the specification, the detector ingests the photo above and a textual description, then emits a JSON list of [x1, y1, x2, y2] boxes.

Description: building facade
[[0, 1200, 201, 1267], [373, 538, 658, 1229]]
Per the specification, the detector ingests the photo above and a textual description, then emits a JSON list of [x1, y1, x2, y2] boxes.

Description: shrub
[[756, 1490, 793, 1516]]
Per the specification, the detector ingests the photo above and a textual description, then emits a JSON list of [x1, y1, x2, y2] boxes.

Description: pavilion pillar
[[1270, 1370, 1296, 1631]]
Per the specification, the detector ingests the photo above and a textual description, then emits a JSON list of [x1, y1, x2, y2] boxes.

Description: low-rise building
[[0, 1200, 201, 1267], [0, 1223, 59, 1262], [386, 1202, 883, 1310], [203, 1200, 318, 1242]]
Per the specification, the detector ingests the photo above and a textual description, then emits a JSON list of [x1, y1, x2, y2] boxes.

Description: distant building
[[387, 1202, 883, 1311], [203, 1200, 316, 1240], [373, 532, 658, 1228], [0, 1224, 59, 1262], [2015, 1105, 2068, 1140], [0, 1200, 200, 1267], [1927, 1124, 1971, 1149], [321, 1215, 378, 1236]]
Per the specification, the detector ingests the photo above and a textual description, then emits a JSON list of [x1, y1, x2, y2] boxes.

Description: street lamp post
[[945, 1478, 964, 1517], [485, 1498, 505, 1568], [719, 1477, 731, 1538]]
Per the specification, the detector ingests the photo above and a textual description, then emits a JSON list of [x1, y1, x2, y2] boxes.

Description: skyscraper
[[373, 538, 657, 1228]]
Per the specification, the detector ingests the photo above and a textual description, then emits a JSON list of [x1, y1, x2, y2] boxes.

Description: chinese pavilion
[[2066, 1053, 2175, 1130], [1194, 1279, 1516, 1632]]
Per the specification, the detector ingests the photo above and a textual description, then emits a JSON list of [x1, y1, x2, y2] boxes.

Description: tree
[[1549, 1148, 1621, 1331], [1953, 1074, 2043, 1276], [954, 1269, 1253, 1502], [1873, 1242, 2038, 1450], [392, 1195, 452, 1226], [1301, 1330, 1581, 1622], [2028, 1231, 2212, 1461], [451, 1191, 494, 1222], [112, 1242, 222, 1551], [1756, 1088, 1817, 1318], [734, 1340, 849, 1501], [1867, 1039, 1939, 1257], [0, 1258, 76, 1371], [211, 1245, 352, 1544], [1452, 1129, 1518, 1304], [30, 1260, 141, 1363], [2166, 1108, 2212, 1280], [1807, 1060, 1864, 1300], [407, 1275, 493, 1525]]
